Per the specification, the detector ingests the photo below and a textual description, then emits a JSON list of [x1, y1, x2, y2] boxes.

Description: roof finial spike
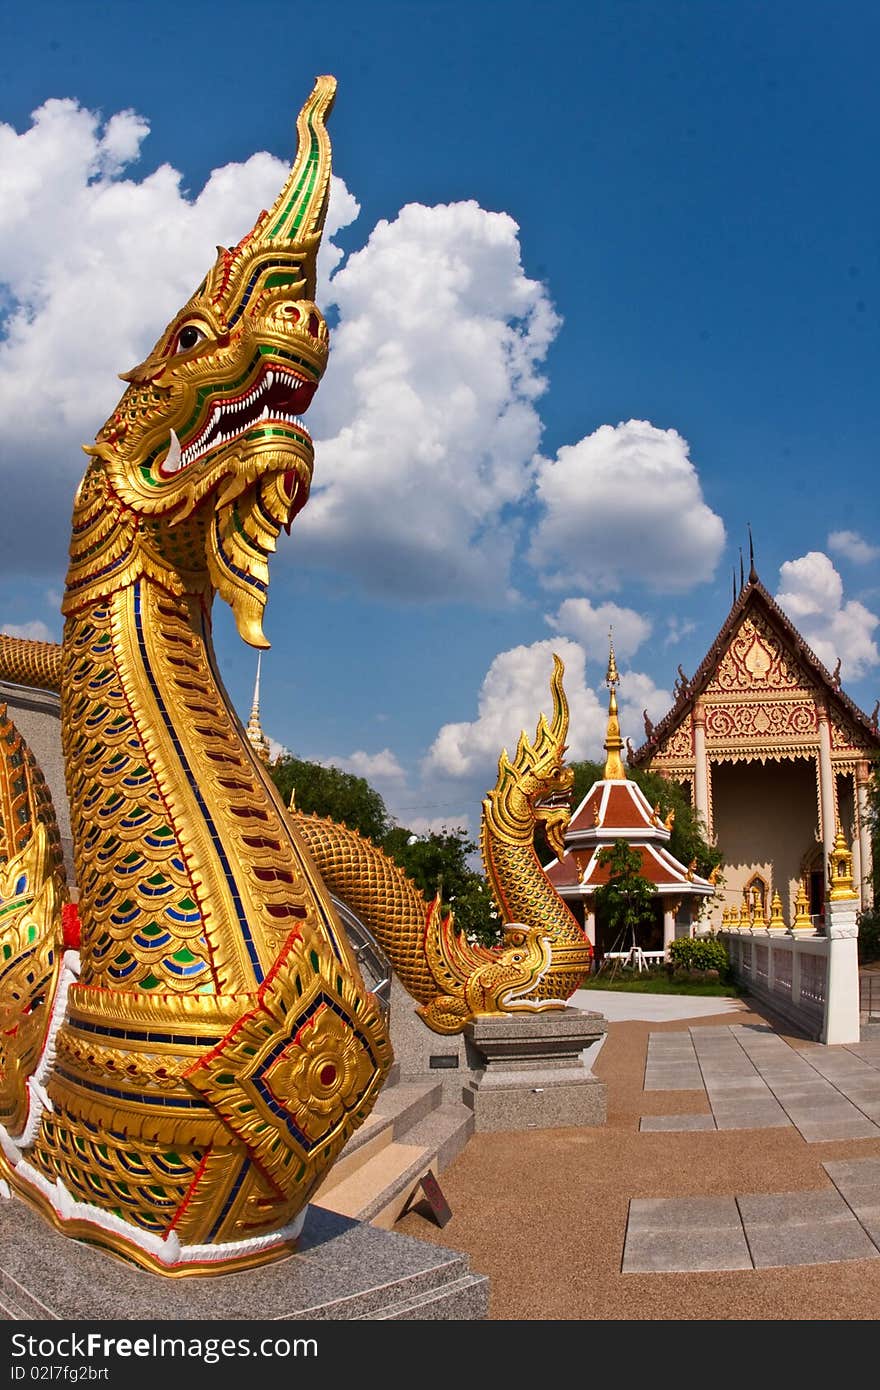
[[603, 630, 626, 781], [606, 626, 619, 690], [732, 568, 737, 605], [245, 653, 272, 764], [748, 522, 757, 582]]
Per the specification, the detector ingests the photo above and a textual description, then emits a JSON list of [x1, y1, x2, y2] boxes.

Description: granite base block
[[463, 1006, 607, 1132], [0, 1197, 488, 1321]]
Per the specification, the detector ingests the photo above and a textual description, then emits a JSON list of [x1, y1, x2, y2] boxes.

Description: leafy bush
[[858, 909, 880, 964], [668, 936, 730, 976]]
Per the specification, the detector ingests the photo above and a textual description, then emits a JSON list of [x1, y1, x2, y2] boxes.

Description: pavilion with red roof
[[545, 642, 714, 962]]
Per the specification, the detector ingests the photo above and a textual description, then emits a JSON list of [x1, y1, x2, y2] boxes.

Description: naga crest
[[483, 654, 574, 860], [66, 76, 337, 648]]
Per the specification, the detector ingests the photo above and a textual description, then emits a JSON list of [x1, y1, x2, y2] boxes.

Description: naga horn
[[548, 652, 569, 747], [248, 74, 337, 296]]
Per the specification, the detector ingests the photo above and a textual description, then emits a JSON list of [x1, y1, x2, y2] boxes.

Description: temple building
[[630, 560, 879, 928], [545, 641, 715, 959]]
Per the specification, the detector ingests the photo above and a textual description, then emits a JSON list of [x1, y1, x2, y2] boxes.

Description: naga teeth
[[164, 429, 185, 473]]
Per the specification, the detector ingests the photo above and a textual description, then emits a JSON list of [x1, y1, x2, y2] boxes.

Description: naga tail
[[0, 636, 62, 693], [290, 810, 445, 1005], [0, 704, 68, 1136], [288, 810, 558, 1036]]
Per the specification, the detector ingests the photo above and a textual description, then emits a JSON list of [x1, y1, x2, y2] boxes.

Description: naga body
[[0, 77, 391, 1275], [292, 656, 594, 1033]]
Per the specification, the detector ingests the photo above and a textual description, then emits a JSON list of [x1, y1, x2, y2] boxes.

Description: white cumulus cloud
[[297, 200, 561, 601], [546, 597, 651, 662], [529, 419, 725, 594], [0, 97, 357, 574], [0, 620, 54, 641], [827, 530, 880, 566], [321, 748, 406, 783], [775, 551, 879, 680], [423, 636, 667, 786]]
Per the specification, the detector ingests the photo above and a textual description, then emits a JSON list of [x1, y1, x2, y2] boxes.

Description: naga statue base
[[462, 1008, 607, 1132], [0, 1194, 488, 1320]]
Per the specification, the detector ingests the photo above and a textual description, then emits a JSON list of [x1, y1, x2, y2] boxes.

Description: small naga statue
[[0, 77, 392, 1275], [293, 655, 594, 1034]]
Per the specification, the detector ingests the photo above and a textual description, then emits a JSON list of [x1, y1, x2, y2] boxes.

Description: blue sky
[[1, 0, 878, 839]]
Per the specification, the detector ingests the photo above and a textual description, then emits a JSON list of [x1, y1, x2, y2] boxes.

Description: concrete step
[[364, 1272, 490, 1320], [338, 1079, 442, 1161], [314, 1139, 434, 1228], [316, 1079, 443, 1196], [316, 1095, 475, 1231], [401, 1099, 475, 1175], [0, 1269, 54, 1320]]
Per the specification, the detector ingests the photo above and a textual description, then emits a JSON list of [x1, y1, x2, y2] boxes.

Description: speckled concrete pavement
[[396, 996, 880, 1320]]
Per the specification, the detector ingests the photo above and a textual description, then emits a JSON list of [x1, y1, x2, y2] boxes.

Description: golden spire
[[828, 825, 857, 901], [603, 630, 626, 780], [245, 654, 272, 764]]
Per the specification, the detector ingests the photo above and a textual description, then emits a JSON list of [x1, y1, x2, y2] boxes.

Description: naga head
[[64, 77, 337, 647], [484, 655, 574, 859]]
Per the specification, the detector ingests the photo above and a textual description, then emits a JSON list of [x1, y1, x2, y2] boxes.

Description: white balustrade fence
[[715, 896, 861, 1044]]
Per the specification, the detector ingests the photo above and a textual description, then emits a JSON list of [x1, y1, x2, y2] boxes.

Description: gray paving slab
[[639, 1114, 716, 1132], [737, 1191, 879, 1268], [712, 1104, 791, 1130], [701, 1077, 768, 1094], [628, 1196, 746, 1231], [792, 1116, 880, 1142], [623, 1197, 751, 1273], [824, 1156, 880, 1187], [644, 1072, 704, 1092], [622, 1231, 753, 1273], [693, 1026, 880, 1141], [847, 1042, 880, 1068]]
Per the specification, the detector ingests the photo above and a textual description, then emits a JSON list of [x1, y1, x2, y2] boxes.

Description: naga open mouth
[[160, 366, 317, 476]]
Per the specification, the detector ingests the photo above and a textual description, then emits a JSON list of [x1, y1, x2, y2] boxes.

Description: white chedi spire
[[245, 653, 272, 764]]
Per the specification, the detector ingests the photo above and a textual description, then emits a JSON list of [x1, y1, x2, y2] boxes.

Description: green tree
[[270, 755, 391, 844], [594, 839, 656, 950], [382, 825, 501, 947], [866, 766, 880, 902], [270, 757, 502, 947]]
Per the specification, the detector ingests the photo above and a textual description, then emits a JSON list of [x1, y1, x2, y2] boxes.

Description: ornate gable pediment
[[631, 579, 880, 773], [831, 706, 876, 758], [706, 610, 812, 695], [651, 718, 693, 766]]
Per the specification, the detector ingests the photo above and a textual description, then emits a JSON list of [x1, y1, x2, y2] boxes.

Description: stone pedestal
[[0, 1195, 488, 1321], [462, 1007, 607, 1132]]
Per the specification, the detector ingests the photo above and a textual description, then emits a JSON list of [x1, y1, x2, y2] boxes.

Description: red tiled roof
[[577, 842, 713, 893], [567, 777, 666, 840], [545, 856, 581, 888]]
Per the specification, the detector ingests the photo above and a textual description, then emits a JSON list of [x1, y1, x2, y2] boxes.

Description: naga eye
[[174, 323, 208, 353]]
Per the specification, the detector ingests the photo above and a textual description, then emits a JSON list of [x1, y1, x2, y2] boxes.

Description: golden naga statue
[[0, 77, 392, 1275], [293, 655, 594, 1034]]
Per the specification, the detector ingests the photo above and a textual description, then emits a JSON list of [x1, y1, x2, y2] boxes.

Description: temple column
[[856, 761, 874, 909], [583, 904, 596, 951], [663, 904, 676, 952], [817, 703, 835, 883], [693, 701, 710, 837]]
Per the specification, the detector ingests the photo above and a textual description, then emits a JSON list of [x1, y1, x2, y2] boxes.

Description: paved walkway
[[396, 993, 880, 1319]]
